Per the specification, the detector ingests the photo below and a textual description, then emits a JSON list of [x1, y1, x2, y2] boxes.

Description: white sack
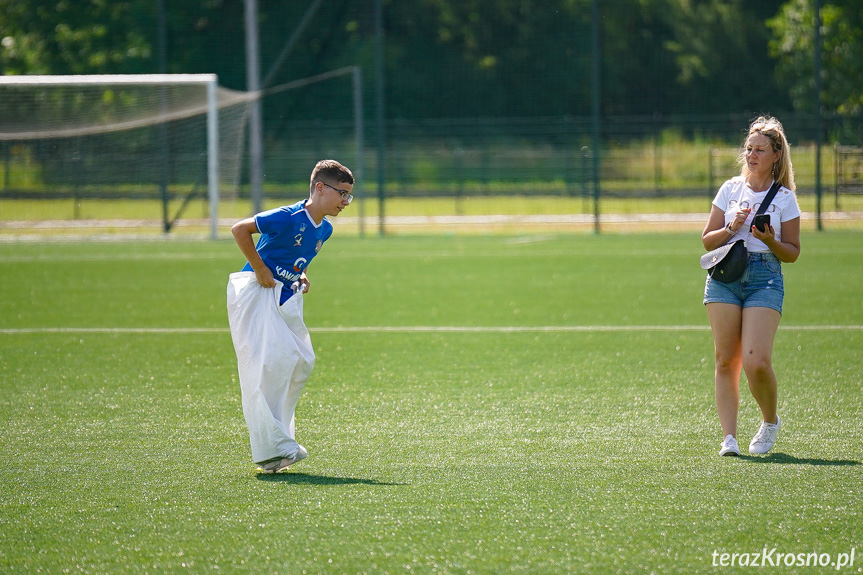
[[226, 271, 315, 463]]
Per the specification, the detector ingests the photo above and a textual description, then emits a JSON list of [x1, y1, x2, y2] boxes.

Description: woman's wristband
[[724, 223, 735, 235]]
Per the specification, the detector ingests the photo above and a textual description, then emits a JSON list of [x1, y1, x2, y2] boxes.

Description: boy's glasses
[[320, 182, 353, 204]]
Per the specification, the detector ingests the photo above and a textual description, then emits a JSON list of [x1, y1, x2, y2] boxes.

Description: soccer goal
[[0, 74, 251, 239]]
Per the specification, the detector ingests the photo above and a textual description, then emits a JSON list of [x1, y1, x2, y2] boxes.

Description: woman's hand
[[750, 221, 775, 243], [728, 207, 751, 233], [755, 217, 801, 263]]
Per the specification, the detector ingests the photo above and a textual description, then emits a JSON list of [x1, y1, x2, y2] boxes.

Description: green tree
[[5, 0, 858, 124], [0, 0, 153, 74], [658, 0, 790, 114], [768, 0, 863, 116]]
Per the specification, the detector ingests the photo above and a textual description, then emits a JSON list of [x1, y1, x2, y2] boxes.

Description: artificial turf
[[1, 232, 860, 573]]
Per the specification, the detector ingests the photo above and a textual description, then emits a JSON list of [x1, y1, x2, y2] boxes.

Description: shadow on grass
[[740, 452, 860, 466], [256, 472, 406, 486]]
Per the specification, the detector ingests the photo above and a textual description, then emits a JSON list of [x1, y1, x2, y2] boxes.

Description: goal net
[[0, 74, 252, 239]]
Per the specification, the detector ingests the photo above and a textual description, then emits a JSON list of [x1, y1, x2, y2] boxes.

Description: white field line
[[2, 211, 860, 229], [0, 325, 861, 335]]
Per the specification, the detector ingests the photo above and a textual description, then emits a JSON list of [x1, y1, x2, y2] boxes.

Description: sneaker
[[749, 415, 780, 455], [719, 434, 741, 456], [256, 446, 308, 474]]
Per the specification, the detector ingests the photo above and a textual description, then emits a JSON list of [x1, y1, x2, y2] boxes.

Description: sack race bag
[[700, 181, 782, 284], [226, 272, 315, 464], [701, 239, 747, 283]]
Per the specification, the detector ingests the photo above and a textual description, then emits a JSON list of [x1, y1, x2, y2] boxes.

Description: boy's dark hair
[[310, 159, 354, 193]]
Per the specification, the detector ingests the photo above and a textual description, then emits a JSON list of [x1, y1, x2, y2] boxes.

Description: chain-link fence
[[2, 111, 861, 237]]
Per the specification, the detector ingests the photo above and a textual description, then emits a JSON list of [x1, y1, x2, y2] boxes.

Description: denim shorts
[[703, 252, 784, 314]]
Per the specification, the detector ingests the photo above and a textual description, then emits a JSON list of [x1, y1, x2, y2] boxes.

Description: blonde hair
[[738, 116, 796, 191]]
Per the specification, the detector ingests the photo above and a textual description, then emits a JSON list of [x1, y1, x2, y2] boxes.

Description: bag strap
[[742, 180, 782, 248], [755, 180, 782, 216]]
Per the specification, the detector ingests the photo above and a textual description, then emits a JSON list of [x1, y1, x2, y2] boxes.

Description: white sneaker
[[719, 434, 740, 456], [749, 416, 780, 455], [256, 446, 308, 474]]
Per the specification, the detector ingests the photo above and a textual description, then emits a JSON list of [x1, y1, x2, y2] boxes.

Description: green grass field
[[1, 232, 861, 574]]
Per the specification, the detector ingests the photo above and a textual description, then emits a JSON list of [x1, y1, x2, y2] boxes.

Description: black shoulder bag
[[700, 181, 781, 283]]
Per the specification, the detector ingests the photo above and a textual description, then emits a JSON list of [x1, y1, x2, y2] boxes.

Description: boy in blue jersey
[[226, 159, 354, 473]]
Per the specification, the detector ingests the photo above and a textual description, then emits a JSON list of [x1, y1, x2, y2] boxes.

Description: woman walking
[[701, 116, 801, 456]]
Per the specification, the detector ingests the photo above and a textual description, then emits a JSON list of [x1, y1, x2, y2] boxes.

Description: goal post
[[0, 74, 251, 239], [207, 78, 219, 239]]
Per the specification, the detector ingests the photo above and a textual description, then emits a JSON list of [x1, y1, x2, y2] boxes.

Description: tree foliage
[[0, 0, 859, 122], [659, 0, 790, 113], [769, 0, 863, 115], [0, 0, 152, 74]]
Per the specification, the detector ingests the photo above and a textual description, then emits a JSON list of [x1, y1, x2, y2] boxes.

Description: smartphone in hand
[[752, 214, 771, 233]]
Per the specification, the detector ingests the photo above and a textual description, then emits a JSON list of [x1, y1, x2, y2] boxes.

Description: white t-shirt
[[712, 177, 801, 252]]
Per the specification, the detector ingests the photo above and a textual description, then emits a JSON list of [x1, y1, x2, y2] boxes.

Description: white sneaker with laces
[[749, 416, 780, 455], [719, 434, 740, 456]]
